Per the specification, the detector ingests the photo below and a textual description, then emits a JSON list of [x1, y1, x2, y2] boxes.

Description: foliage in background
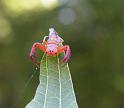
[[0, 0, 124, 108]]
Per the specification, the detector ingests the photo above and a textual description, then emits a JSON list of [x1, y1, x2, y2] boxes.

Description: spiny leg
[[29, 42, 46, 67], [57, 45, 71, 63], [43, 36, 48, 42], [39, 36, 48, 44]]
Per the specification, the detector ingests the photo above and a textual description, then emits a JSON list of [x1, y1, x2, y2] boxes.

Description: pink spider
[[29, 28, 71, 67]]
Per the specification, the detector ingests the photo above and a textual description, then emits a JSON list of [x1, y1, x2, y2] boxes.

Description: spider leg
[[29, 42, 46, 67], [43, 36, 49, 42], [58, 45, 71, 63]]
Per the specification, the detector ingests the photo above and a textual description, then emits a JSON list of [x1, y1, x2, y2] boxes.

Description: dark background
[[0, 0, 124, 108]]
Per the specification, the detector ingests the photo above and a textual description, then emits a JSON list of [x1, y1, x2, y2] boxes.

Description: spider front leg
[[58, 45, 71, 63], [29, 42, 46, 67], [43, 36, 49, 42]]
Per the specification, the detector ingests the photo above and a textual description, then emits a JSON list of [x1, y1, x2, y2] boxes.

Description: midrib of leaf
[[57, 55, 61, 108], [43, 56, 48, 108]]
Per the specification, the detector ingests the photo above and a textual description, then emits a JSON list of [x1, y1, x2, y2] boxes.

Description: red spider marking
[[29, 28, 71, 67]]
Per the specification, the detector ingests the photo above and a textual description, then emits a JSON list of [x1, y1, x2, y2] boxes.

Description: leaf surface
[[26, 54, 78, 108]]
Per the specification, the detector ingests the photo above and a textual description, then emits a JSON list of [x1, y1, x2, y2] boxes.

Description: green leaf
[[26, 54, 78, 108]]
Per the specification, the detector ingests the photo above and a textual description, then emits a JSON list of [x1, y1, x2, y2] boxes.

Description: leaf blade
[[26, 54, 78, 108]]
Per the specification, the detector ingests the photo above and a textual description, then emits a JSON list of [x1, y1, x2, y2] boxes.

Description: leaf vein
[[57, 55, 61, 108], [32, 99, 42, 106]]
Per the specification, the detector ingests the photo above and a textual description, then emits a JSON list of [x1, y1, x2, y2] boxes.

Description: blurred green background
[[0, 0, 124, 108]]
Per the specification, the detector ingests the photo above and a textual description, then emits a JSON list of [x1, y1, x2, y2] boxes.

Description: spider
[[29, 28, 71, 67]]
